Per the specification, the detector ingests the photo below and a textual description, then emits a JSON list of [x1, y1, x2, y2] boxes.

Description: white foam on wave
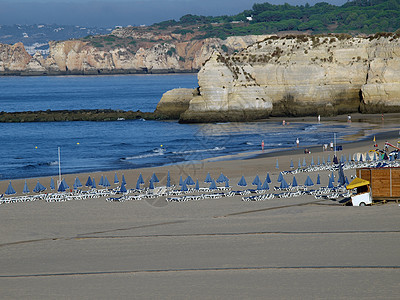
[[172, 146, 226, 155], [124, 152, 165, 160]]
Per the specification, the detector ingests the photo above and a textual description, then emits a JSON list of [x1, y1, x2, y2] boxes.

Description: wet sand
[[0, 121, 399, 299]]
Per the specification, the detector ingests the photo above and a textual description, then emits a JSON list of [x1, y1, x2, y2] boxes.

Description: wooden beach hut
[[356, 167, 400, 203]]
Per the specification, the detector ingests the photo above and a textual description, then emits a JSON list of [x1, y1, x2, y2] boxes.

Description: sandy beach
[[0, 119, 399, 299]]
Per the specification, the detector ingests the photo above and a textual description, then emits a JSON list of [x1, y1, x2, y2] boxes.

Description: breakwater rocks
[[0, 109, 165, 122], [170, 34, 400, 123]]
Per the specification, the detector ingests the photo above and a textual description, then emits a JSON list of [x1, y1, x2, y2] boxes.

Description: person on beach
[[318, 115, 321, 123], [330, 141, 334, 151], [296, 138, 299, 148], [261, 140, 264, 151], [347, 115, 351, 122]]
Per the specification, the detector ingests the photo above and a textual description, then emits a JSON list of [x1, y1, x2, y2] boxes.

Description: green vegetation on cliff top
[[154, 0, 400, 38]]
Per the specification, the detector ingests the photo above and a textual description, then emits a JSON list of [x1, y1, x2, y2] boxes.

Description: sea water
[[0, 74, 361, 180]]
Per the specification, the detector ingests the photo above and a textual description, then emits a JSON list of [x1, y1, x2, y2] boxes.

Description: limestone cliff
[[179, 34, 400, 122], [0, 35, 269, 75], [0, 43, 32, 74]]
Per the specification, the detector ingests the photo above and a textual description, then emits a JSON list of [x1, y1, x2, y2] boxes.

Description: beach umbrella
[[238, 176, 247, 187], [62, 178, 69, 189], [122, 174, 127, 185], [349, 153, 352, 162], [195, 179, 200, 190], [57, 180, 66, 192], [383, 153, 389, 160], [179, 175, 183, 186], [256, 180, 262, 190], [316, 174, 321, 185], [302, 157, 306, 167], [333, 155, 339, 164], [266, 173, 271, 183], [276, 159, 279, 169], [261, 178, 270, 190], [328, 176, 334, 189], [279, 177, 289, 189], [277, 172, 283, 182], [225, 179, 230, 188], [103, 175, 111, 187], [185, 175, 195, 185], [92, 178, 96, 189], [167, 171, 171, 188], [311, 157, 314, 166], [252, 175, 261, 186], [338, 164, 346, 186], [23, 180, 30, 194], [216, 173, 227, 183], [341, 154, 345, 163], [149, 179, 155, 190], [204, 172, 212, 183], [304, 175, 314, 187], [85, 176, 93, 187], [114, 173, 119, 184], [4, 180, 16, 195], [73, 177, 82, 190], [181, 180, 188, 191], [33, 180, 46, 193], [135, 177, 141, 190], [120, 183, 127, 193], [137, 173, 143, 185], [290, 159, 294, 169], [322, 156, 326, 165], [99, 175, 104, 187], [151, 173, 159, 183], [373, 152, 377, 161], [298, 158, 301, 169], [359, 154, 364, 162], [209, 180, 217, 190], [317, 156, 321, 166], [50, 178, 55, 190], [292, 176, 298, 187], [327, 155, 331, 164], [75, 177, 82, 188]]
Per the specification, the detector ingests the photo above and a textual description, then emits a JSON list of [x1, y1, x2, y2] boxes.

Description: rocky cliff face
[[0, 35, 269, 75], [0, 43, 32, 74], [179, 34, 400, 122]]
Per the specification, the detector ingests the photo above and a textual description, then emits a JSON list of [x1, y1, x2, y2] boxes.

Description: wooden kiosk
[[356, 167, 400, 203]]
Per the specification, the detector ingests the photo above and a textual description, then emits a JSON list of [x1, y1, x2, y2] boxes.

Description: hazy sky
[[1, 0, 348, 27]]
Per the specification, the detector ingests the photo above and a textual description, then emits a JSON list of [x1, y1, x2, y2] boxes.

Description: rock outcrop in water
[[177, 34, 400, 122], [0, 34, 269, 75]]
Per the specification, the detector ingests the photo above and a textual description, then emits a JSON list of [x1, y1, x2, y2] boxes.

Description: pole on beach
[[58, 147, 62, 188], [334, 133, 337, 160]]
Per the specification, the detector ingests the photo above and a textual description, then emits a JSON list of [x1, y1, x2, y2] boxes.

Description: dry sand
[[0, 121, 399, 299]]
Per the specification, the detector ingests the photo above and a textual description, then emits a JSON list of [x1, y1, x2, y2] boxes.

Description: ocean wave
[[172, 146, 226, 155], [22, 160, 58, 169], [122, 152, 165, 161]]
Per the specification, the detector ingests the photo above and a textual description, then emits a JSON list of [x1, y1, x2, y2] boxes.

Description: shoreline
[[1, 114, 399, 184], [1, 121, 399, 194]]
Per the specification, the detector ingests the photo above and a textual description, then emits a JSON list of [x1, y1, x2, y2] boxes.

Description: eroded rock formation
[[178, 34, 400, 122]]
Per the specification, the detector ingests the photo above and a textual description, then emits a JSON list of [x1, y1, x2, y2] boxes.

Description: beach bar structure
[[356, 167, 400, 202]]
